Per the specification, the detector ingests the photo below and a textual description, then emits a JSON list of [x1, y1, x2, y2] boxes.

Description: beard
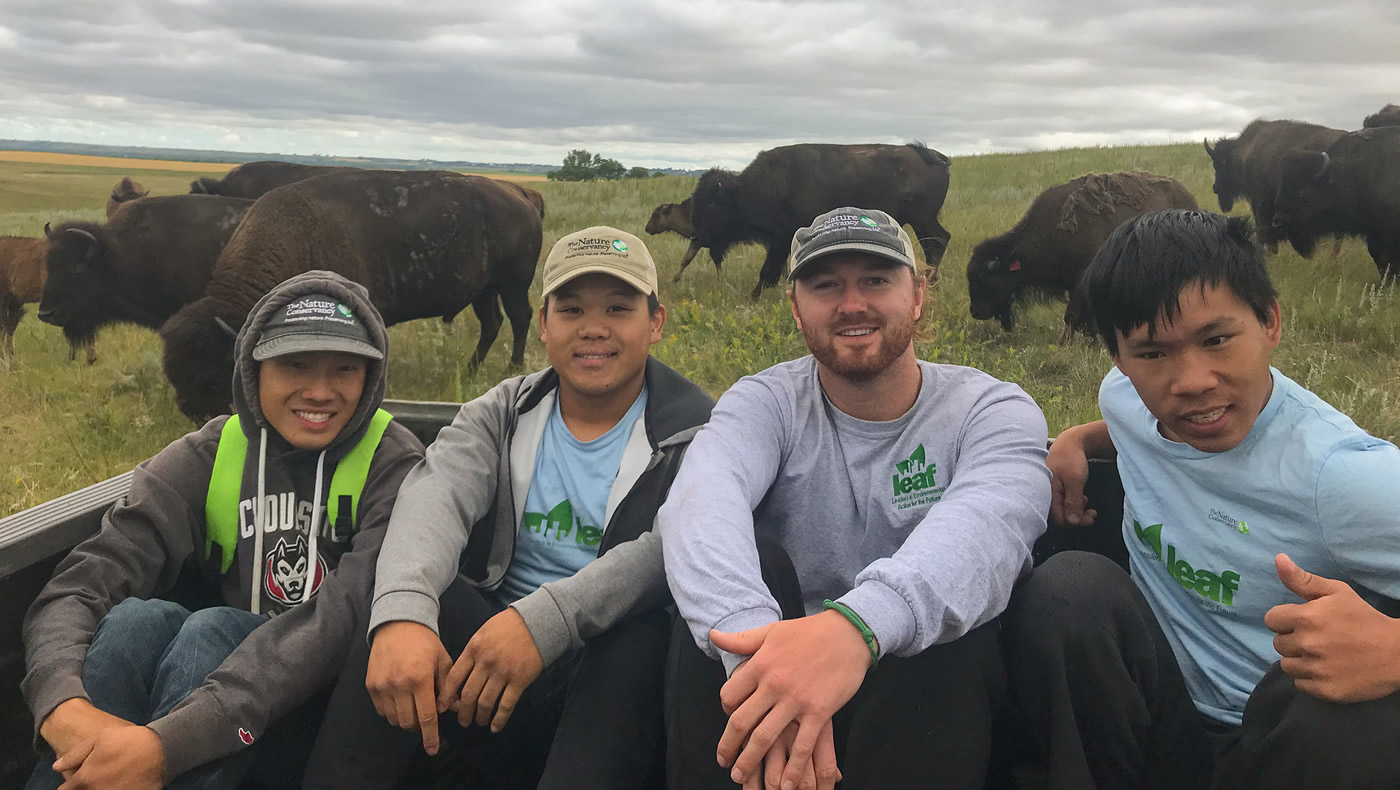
[[800, 310, 916, 382]]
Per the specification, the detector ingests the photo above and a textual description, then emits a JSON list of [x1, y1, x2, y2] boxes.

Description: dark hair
[[1077, 210, 1278, 355], [542, 292, 661, 316]]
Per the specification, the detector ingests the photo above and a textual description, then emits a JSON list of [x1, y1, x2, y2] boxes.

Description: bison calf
[[966, 172, 1198, 341], [106, 177, 148, 218], [645, 198, 712, 282]]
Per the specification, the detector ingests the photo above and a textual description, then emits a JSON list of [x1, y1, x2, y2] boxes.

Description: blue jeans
[[27, 598, 267, 790]]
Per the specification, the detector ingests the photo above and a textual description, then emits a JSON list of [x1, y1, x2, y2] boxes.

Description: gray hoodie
[[21, 271, 424, 780]]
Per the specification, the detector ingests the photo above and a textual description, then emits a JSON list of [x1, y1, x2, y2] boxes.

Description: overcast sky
[[1, 0, 1396, 170]]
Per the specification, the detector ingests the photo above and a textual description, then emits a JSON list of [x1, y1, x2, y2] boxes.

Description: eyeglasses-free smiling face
[[788, 254, 924, 382], [258, 351, 368, 451], [1113, 281, 1281, 453], [538, 272, 664, 404]]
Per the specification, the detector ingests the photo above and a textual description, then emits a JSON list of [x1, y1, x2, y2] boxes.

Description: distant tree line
[[548, 149, 665, 181]]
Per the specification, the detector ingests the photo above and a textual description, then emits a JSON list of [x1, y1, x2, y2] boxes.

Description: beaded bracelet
[[822, 599, 879, 669]]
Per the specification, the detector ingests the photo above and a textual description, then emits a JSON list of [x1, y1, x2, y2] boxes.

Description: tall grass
[[3, 148, 1399, 515]]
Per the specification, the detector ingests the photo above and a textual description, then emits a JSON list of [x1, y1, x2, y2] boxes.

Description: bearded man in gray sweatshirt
[[661, 207, 1052, 790]]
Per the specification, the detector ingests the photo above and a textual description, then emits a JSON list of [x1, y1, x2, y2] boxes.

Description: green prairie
[[3, 147, 1398, 515]]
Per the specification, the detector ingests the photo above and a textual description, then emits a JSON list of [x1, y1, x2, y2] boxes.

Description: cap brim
[[789, 242, 917, 280], [252, 333, 384, 361], [541, 264, 654, 298]]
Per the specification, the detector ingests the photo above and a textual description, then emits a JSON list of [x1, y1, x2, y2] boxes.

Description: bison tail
[[907, 141, 950, 168]]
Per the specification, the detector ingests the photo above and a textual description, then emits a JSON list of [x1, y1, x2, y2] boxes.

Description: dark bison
[[39, 195, 253, 358], [105, 177, 148, 218], [502, 182, 546, 218], [645, 198, 712, 282], [1203, 119, 1344, 251], [1272, 126, 1400, 278], [966, 172, 1198, 340], [190, 161, 351, 199], [0, 236, 95, 363], [161, 170, 542, 421], [689, 142, 952, 298], [1363, 104, 1400, 129]]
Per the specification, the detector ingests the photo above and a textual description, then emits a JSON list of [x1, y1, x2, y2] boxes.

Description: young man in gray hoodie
[[21, 271, 425, 789], [661, 208, 1051, 790], [303, 227, 714, 789]]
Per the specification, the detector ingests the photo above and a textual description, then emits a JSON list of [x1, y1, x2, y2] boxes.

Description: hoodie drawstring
[[251, 428, 268, 615], [250, 426, 329, 612]]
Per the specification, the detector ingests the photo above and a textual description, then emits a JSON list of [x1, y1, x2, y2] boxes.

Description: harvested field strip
[[0, 151, 548, 182]]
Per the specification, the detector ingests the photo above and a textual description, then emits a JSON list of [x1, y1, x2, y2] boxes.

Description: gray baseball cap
[[252, 293, 384, 361], [788, 207, 918, 280]]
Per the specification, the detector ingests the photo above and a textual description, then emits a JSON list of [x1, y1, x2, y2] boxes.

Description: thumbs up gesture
[[1263, 554, 1400, 703]]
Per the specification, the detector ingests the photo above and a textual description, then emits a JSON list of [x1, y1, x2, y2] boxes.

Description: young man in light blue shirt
[[1007, 209, 1400, 790]]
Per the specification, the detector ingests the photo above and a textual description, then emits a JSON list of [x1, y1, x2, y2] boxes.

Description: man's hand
[[38, 698, 130, 766], [1048, 429, 1097, 527], [365, 621, 453, 755], [750, 720, 840, 790], [53, 724, 164, 790], [441, 607, 544, 732], [710, 610, 869, 789], [1265, 553, 1400, 702]]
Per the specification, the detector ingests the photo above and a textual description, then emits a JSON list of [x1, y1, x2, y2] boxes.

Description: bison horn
[[1313, 152, 1331, 180], [1203, 139, 1215, 157], [65, 228, 98, 244], [43, 222, 52, 238], [213, 316, 239, 340]]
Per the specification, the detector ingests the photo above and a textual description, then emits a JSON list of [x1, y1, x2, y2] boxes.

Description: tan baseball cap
[[541, 226, 658, 298]]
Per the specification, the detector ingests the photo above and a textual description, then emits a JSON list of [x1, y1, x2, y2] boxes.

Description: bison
[[0, 236, 97, 363], [688, 142, 952, 298], [1363, 104, 1400, 129], [966, 172, 1198, 341], [106, 177, 148, 218], [1203, 119, 1344, 251], [160, 169, 542, 421], [502, 182, 546, 218], [1272, 126, 1400, 278], [645, 198, 712, 283], [39, 195, 252, 359], [190, 161, 352, 199]]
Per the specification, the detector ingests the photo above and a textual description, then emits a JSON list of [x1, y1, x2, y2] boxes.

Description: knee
[[1004, 552, 1137, 651], [170, 606, 264, 656], [93, 598, 188, 651], [1243, 663, 1400, 778]]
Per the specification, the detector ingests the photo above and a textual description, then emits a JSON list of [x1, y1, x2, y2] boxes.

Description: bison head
[[966, 242, 1020, 331], [645, 199, 694, 238], [1272, 150, 1335, 259], [38, 222, 111, 342], [161, 298, 241, 422], [106, 177, 148, 218], [689, 170, 744, 264], [1363, 104, 1400, 129], [190, 176, 221, 195], [1204, 137, 1240, 212]]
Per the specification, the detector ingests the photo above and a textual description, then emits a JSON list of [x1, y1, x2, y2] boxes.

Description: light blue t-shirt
[[1101, 366, 1400, 725], [495, 387, 649, 603]]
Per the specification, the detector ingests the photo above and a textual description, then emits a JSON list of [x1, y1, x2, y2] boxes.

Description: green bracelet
[[823, 599, 879, 668]]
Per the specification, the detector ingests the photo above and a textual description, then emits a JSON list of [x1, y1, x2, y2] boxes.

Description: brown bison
[[39, 195, 252, 358], [190, 161, 352, 199], [161, 170, 542, 421], [502, 182, 546, 218], [1203, 119, 1344, 251], [689, 142, 952, 298], [1272, 126, 1400, 278], [1363, 104, 1400, 129], [0, 236, 96, 363], [645, 198, 712, 282], [966, 172, 1199, 340], [106, 177, 148, 218]]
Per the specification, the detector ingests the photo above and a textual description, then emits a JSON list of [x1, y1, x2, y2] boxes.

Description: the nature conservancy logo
[[1208, 508, 1250, 535], [612, 239, 628, 253], [892, 444, 944, 510], [335, 303, 353, 318], [1132, 520, 1241, 606], [859, 215, 878, 227]]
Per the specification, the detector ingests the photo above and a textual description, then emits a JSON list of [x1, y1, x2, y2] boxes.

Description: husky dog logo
[[263, 534, 326, 605]]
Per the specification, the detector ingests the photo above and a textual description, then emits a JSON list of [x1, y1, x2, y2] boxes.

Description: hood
[[230, 270, 390, 455]]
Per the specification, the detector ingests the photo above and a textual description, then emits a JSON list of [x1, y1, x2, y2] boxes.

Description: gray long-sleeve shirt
[[661, 356, 1050, 673]]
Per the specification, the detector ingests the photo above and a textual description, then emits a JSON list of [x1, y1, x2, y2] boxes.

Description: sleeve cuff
[[147, 689, 240, 781], [712, 607, 781, 677], [24, 660, 89, 748], [511, 589, 572, 666], [367, 589, 441, 641], [838, 581, 916, 658]]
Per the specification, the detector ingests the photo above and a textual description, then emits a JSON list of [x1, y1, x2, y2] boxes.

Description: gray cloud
[[0, 0, 1396, 169]]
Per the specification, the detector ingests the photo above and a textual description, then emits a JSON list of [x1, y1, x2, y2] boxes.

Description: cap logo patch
[[859, 216, 878, 227], [612, 239, 628, 252], [335, 304, 352, 318]]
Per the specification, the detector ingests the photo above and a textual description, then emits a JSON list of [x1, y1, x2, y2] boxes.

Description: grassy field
[[3, 144, 1398, 515]]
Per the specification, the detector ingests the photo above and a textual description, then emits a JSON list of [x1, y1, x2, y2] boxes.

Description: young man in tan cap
[[303, 227, 713, 789]]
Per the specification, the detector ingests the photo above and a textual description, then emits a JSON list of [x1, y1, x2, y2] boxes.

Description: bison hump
[[1056, 172, 1164, 233]]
